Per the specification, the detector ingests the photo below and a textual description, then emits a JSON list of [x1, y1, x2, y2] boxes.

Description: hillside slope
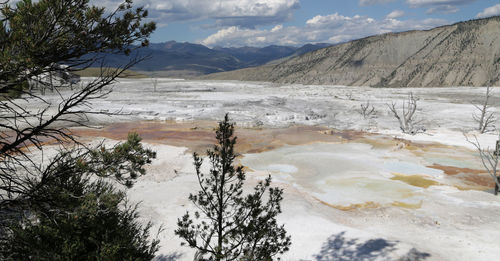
[[203, 17, 500, 87], [95, 42, 329, 77]]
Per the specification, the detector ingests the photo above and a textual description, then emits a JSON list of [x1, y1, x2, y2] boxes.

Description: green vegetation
[[2, 134, 159, 260], [0, 79, 27, 99], [0, 0, 158, 260], [176, 115, 291, 260], [0, 0, 155, 93]]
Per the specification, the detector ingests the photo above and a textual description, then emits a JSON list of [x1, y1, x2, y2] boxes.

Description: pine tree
[[176, 115, 291, 261], [0, 0, 155, 204], [1, 133, 159, 260], [0, 1, 160, 259], [0, 0, 156, 94]]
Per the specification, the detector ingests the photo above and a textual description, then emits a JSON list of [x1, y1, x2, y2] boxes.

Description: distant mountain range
[[97, 41, 331, 77], [203, 16, 500, 87]]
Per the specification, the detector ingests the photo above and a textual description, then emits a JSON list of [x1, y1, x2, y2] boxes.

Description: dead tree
[[151, 77, 158, 92], [343, 91, 354, 100], [387, 92, 423, 135], [359, 100, 376, 119], [465, 134, 500, 195], [473, 86, 495, 134]]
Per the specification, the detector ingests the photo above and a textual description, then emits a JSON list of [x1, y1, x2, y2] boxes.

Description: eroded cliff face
[[204, 16, 500, 87]]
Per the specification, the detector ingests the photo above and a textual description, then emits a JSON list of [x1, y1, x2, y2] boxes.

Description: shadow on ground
[[154, 252, 183, 261], [311, 232, 430, 261]]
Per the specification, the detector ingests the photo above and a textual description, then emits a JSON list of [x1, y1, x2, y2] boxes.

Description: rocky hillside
[[203, 16, 500, 87]]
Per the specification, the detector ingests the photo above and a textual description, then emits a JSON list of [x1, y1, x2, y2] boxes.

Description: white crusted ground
[[23, 78, 500, 260]]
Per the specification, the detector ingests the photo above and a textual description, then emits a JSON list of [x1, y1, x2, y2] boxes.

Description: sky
[[96, 0, 500, 47]]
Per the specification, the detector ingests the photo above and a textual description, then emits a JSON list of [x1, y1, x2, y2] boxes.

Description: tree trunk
[[49, 71, 54, 92], [495, 176, 499, 196]]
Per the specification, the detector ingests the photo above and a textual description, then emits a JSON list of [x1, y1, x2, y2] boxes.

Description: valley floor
[[30, 78, 500, 260]]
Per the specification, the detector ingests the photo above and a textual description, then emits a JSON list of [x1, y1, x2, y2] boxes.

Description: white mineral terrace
[[23, 78, 500, 260]]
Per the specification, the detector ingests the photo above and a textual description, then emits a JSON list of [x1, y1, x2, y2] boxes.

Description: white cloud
[[271, 24, 283, 32], [201, 26, 300, 47], [476, 4, 500, 18], [306, 13, 355, 27], [201, 13, 448, 47], [359, 0, 395, 6], [406, 0, 476, 15], [91, 0, 300, 28], [425, 4, 459, 14], [406, 0, 476, 8], [386, 10, 405, 19]]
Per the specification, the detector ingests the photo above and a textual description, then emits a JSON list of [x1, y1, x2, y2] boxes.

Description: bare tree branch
[[0, 0, 156, 229], [386, 92, 425, 135], [359, 100, 376, 119], [464, 133, 500, 195], [473, 85, 496, 134]]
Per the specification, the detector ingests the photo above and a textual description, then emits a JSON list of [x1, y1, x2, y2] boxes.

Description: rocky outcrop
[[203, 16, 500, 87]]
